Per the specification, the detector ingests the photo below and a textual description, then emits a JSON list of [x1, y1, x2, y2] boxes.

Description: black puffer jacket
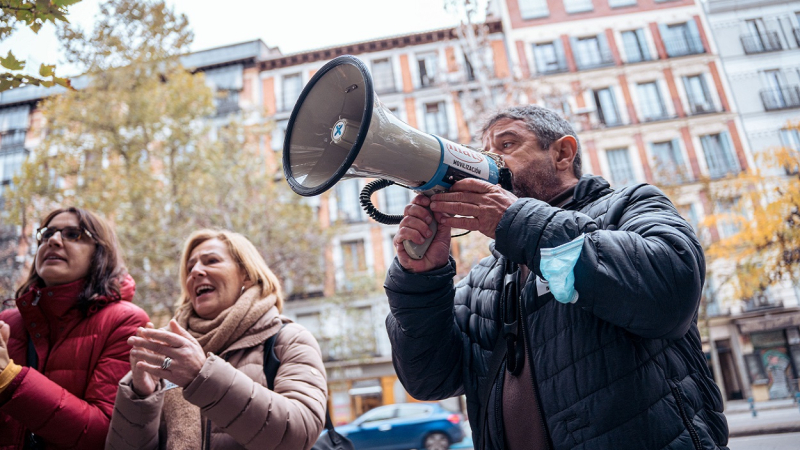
[[385, 175, 728, 450]]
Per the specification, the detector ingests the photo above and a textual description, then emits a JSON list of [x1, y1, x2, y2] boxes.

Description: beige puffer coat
[[105, 314, 327, 450]]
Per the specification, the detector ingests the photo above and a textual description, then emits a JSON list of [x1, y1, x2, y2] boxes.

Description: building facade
[[702, 0, 800, 403]]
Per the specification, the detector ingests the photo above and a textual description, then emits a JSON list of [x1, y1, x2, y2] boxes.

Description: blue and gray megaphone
[[282, 55, 511, 260]]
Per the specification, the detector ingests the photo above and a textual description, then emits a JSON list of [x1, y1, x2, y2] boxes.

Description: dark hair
[[15, 207, 127, 315], [481, 105, 583, 178]]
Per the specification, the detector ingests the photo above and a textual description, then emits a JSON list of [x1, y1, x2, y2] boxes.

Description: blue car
[[334, 402, 465, 450]]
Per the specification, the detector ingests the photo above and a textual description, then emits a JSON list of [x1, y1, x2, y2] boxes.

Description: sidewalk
[[725, 398, 800, 437]]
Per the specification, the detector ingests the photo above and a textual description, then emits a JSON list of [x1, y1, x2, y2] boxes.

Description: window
[[621, 29, 650, 63], [341, 239, 367, 276], [464, 54, 476, 81], [636, 82, 668, 121], [372, 58, 395, 93], [563, 0, 593, 14], [609, 0, 636, 7], [651, 140, 687, 183], [396, 404, 432, 419], [742, 19, 782, 54], [573, 35, 613, 69], [417, 52, 438, 87], [0, 106, 29, 186], [382, 185, 412, 216], [336, 179, 365, 222], [0, 147, 26, 185], [661, 22, 705, 57], [533, 41, 568, 74], [357, 406, 396, 424], [281, 73, 303, 112], [781, 128, 800, 151], [606, 148, 636, 186], [701, 133, 739, 178], [759, 69, 800, 110], [593, 87, 621, 126], [518, 0, 549, 19], [203, 65, 243, 116], [424, 102, 449, 137], [683, 74, 714, 114]]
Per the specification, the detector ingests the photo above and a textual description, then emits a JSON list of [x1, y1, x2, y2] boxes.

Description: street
[[728, 432, 800, 449]]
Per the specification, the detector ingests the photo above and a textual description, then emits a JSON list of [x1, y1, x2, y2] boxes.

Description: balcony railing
[[687, 101, 718, 115], [214, 90, 240, 116], [663, 37, 705, 57], [638, 102, 673, 122], [760, 86, 800, 111], [574, 48, 616, 70], [741, 31, 783, 54], [0, 129, 26, 150]]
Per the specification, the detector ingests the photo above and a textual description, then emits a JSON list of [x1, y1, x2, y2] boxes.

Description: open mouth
[[43, 255, 66, 263], [195, 284, 216, 299]]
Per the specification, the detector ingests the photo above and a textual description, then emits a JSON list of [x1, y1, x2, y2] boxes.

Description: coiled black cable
[[360, 179, 404, 225]]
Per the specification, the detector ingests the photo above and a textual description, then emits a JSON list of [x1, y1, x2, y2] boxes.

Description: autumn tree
[[3, 0, 327, 316], [701, 124, 800, 304], [0, 0, 79, 91]]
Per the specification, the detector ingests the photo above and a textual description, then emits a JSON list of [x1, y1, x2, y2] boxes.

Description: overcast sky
[[4, 0, 466, 77]]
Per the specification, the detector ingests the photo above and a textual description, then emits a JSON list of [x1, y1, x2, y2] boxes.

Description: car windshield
[[356, 406, 396, 424], [395, 404, 432, 419]]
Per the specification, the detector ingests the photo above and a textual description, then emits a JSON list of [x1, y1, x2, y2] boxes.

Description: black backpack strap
[[263, 323, 286, 391], [27, 334, 38, 370]]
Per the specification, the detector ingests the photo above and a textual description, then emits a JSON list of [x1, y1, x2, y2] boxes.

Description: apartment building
[[701, 0, 800, 403]]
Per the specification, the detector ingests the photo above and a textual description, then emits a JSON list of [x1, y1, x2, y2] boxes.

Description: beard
[[511, 158, 563, 201]]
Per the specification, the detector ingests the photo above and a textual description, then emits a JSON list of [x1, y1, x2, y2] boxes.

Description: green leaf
[[30, 22, 42, 33], [0, 51, 25, 71], [0, 78, 13, 91], [39, 63, 55, 77], [54, 76, 72, 89]]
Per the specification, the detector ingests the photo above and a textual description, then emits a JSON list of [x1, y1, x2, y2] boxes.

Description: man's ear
[[553, 136, 578, 172]]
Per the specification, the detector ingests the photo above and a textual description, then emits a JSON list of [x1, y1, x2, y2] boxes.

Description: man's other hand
[[394, 194, 452, 273], [430, 179, 518, 239]]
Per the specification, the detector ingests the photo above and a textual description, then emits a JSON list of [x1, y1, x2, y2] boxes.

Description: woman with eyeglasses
[[106, 229, 327, 450], [0, 207, 149, 449]]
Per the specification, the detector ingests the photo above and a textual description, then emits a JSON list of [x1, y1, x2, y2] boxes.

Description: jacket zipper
[[32, 289, 41, 306], [518, 280, 552, 450], [670, 384, 702, 449]]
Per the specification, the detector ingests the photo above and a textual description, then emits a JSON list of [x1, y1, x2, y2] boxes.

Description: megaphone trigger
[[403, 214, 437, 260]]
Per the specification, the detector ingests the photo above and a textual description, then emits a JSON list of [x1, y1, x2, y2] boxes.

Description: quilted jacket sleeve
[[105, 372, 166, 450], [495, 184, 704, 340], [181, 323, 327, 450], [0, 306, 149, 449], [384, 257, 466, 401]]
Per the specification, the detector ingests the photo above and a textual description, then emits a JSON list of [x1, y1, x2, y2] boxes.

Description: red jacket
[[0, 275, 149, 449]]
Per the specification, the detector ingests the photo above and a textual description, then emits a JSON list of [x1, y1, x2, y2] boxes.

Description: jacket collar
[[17, 274, 136, 319], [563, 175, 612, 210]]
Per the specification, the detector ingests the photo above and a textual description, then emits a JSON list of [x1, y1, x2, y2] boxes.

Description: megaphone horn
[[283, 55, 510, 260]]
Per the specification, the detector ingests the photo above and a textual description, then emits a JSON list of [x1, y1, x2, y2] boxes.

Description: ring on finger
[[161, 356, 172, 370]]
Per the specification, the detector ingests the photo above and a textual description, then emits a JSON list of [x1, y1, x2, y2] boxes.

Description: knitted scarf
[[162, 286, 278, 450]]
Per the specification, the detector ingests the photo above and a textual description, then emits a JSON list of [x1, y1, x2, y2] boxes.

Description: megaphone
[[283, 55, 509, 260]]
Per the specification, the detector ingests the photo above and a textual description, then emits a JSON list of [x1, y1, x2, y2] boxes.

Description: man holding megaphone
[[384, 105, 728, 450]]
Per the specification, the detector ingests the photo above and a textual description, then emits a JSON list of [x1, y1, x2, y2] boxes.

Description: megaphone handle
[[402, 212, 437, 260]]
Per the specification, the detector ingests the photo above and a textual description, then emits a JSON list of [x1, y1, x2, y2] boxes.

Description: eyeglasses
[[36, 226, 94, 245]]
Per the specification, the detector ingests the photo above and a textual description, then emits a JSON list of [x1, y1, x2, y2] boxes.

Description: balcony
[[741, 31, 783, 54], [663, 38, 705, 58], [687, 101, 719, 115], [638, 102, 674, 122], [760, 86, 800, 111], [214, 90, 240, 116], [573, 48, 616, 70]]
